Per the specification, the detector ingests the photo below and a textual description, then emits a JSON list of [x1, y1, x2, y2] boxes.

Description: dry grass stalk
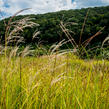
[[0, 44, 4, 55], [32, 31, 40, 40], [0, 9, 40, 57], [9, 46, 19, 59], [79, 9, 90, 45], [7, 17, 39, 45], [82, 26, 105, 48], [60, 9, 105, 54], [102, 34, 109, 47], [60, 21, 77, 48], [20, 46, 34, 57], [3, 8, 39, 57], [50, 39, 65, 54], [4, 8, 31, 56]]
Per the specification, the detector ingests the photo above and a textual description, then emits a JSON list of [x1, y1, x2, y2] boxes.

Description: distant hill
[[0, 6, 109, 48]]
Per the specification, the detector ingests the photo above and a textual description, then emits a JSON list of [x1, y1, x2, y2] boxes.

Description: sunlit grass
[[0, 53, 109, 109]]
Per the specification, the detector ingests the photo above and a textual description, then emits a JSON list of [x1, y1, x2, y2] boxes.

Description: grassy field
[[0, 53, 109, 109], [0, 9, 109, 109]]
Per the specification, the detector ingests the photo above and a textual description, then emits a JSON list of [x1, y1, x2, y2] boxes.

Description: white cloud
[[102, 0, 109, 3], [0, 0, 77, 16], [0, 0, 109, 18], [73, 0, 109, 8], [0, 0, 4, 8]]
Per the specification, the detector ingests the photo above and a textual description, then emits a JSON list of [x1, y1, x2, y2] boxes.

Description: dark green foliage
[[0, 6, 109, 48]]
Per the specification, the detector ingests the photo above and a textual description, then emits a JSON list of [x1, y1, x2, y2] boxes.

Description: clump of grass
[[60, 9, 105, 59], [0, 8, 40, 109], [0, 54, 109, 109]]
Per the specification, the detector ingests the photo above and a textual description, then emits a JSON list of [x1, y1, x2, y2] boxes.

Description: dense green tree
[[0, 6, 109, 48]]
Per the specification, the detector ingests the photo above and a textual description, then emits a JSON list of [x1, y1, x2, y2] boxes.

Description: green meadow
[[0, 54, 109, 109]]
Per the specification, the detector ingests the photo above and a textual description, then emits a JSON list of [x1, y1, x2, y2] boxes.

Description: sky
[[0, 0, 109, 18]]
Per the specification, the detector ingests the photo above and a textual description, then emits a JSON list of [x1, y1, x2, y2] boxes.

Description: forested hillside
[[0, 6, 109, 48]]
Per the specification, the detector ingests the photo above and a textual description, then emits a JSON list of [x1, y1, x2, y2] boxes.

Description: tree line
[[0, 6, 109, 49]]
